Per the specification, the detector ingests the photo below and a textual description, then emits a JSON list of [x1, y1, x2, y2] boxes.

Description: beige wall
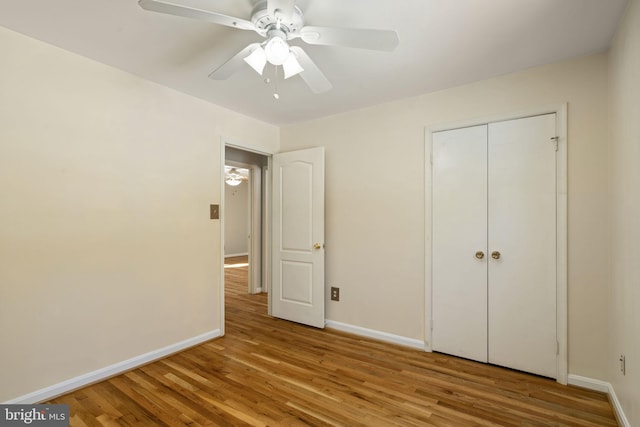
[[281, 54, 610, 381], [608, 0, 640, 423], [2, 9, 632, 408], [0, 27, 278, 402]]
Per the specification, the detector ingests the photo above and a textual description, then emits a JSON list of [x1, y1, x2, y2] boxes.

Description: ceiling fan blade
[[209, 43, 261, 80], [139, 0, 254, 31], [267, 0, 296, 21], [290, 46, 332, 94], [299, 26, 399, 51]]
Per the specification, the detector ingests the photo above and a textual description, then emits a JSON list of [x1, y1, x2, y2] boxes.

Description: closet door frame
[[424, 104, 568, 385]]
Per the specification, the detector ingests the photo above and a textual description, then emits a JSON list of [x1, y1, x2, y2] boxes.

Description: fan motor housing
[[251, 1, 304, 37]]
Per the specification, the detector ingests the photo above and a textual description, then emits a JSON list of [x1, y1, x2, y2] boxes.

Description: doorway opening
[[221, 144, 325, 331], [223, 146, 270, 320], [224, 163, 251, 288]]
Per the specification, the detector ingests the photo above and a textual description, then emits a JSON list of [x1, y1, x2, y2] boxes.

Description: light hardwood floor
[[49, 256, 618, 426]]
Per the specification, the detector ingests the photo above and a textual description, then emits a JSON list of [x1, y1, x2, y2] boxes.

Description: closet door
[[487, 114, 557, 378], [432, 125, 488, 362]]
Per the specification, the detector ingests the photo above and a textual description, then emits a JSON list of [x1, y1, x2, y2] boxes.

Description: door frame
[[220, 138, 274, 336], [424, 104, 568, 384]]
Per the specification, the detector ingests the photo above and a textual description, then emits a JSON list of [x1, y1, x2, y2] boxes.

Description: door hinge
[[550, 136, 559, 152], [557, 341, 560, 355]]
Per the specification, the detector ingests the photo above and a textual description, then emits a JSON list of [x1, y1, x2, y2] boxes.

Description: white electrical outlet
[[330, 287, 340, 301]]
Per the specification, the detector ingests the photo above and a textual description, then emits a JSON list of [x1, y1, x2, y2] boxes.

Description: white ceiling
[[0, 0, 628, 126]]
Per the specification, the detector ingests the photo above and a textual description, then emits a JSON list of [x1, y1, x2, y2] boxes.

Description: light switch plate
[[210, 204, 219, 220]]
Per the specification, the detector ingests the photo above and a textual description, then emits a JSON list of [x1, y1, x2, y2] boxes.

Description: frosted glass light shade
[[244, 46, 267, 75], [282, 52, 304, 79], [225, 168, 246, 186], [226, 177, 242, 186], [265, 36, 290, 65]]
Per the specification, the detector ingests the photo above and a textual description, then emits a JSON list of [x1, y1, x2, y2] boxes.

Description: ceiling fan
[[225, 166, 249, 186], [138, 0, 399, 94]]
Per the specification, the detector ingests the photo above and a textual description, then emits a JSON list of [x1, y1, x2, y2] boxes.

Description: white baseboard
[[5, 329, 630, 427], [568, 374, 630, 427], [224, 253, 248, 258], [4, 329, 221, 405], [325, 320, 424, 350], [567, 374, 610, 392]]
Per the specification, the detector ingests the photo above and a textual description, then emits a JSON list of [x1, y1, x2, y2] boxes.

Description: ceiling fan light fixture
[[244, 46, 267, 75], [226, 177, 243, 186], [225, 168, 246, 186], [282, 52, 304, 79], [264, 35, 290, 65], [140, 0, 401, 96]]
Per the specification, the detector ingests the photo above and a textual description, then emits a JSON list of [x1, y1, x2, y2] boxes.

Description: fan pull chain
[[273, 65, 280, 100]]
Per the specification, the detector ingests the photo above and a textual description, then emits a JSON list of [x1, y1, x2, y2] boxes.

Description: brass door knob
[[475, 251, 485, 260], [491, 251, 501, 260], [313, 243, 322, 249]]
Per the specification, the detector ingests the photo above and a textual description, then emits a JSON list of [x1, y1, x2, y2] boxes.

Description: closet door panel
[[432, 125, 488, 362], [487, 114, 557, 378]]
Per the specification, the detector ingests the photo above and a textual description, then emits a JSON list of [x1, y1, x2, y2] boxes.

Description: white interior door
[[271, 147, 325, 328], [488, 114, 557, 378], [432, 125, 488, 362]]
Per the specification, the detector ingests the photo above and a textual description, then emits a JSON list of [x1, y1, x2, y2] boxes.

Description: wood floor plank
[[48, 256, 618, 426]]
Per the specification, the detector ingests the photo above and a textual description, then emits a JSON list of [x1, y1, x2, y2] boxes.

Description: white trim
[[567, 374, 610, 393], [555, 104, 568, 385], [249, 164, 263, 295], [266, 156, 273, 316], [424, 126, 433, 353], [424, 104, 568, 384], [262, 164, 271, 296], [220, 140, 227, 337], [4, 330, 221, 404], [325, 320, 424, 350], [427, 104, 570, 134], [607, 384, 631, 427], [224, 141, 274, 157], [567, 375, 631, 427]]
